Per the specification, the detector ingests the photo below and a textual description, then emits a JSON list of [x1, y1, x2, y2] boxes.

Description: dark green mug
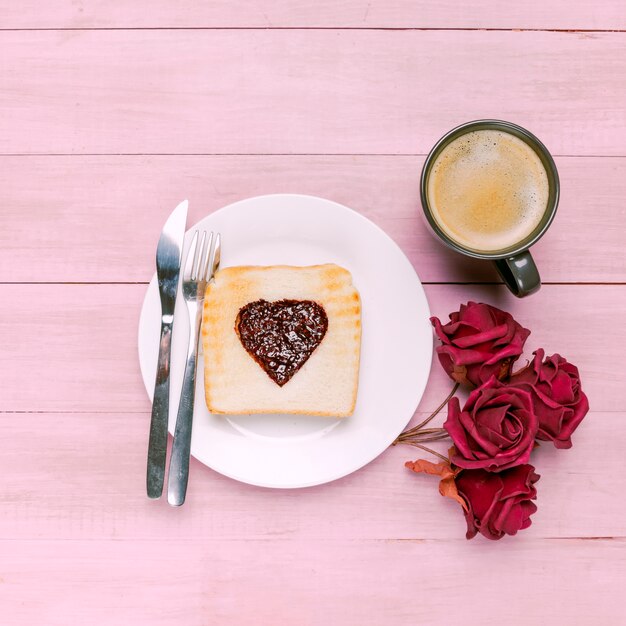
[[420, 120, 560, 297]]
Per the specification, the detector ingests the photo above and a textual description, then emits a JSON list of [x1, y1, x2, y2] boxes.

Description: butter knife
[[146, 199, 188, 499]]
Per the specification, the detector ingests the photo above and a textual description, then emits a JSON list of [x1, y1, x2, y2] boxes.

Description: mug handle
[[493, 251, 541, 297]]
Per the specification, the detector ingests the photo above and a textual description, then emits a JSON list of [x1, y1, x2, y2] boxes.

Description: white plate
[[138, 194, 432, 488]]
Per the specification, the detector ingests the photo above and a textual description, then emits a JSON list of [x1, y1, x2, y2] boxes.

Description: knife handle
[[146, 319, 173, 499], [167, 307, 202, 506]]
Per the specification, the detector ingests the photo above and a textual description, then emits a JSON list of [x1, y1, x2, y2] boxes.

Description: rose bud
[[509, 349, 589, 449], [456, 464, 540, 540], [444, 377, 538, 472], [431, 302, 531, 388]]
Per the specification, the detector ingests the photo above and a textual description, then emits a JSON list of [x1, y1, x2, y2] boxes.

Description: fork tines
[[183, 230, 221, 287]]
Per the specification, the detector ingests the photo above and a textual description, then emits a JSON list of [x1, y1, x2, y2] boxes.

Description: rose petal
[[549, 368, 577, 405], [437, 345, 494, 367], [456, 471, 503, 523], [477, 405, 511, 432], [444, 397, 475, 460], [493, 497, 522, 535], [552, 392, 590, 449], [452, 324, 510, 348], [459, 410, 503, 457], [520, 501, 538, 530]]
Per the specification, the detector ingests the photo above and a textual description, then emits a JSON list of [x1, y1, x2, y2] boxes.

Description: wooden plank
[[0, 411, 622, 541], [0, 283, 618, 412], [1, 1, 625, 30], [1, 538, 624, 625], [1, 30, 625, 156], [1, 155, 624, 284]]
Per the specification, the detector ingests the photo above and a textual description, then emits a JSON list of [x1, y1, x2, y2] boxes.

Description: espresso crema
[[427, 129, 550, 252]]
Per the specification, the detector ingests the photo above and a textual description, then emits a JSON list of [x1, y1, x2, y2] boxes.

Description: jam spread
[[236, 299, 328, 386]]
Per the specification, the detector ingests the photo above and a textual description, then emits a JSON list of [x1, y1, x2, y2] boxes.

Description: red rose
[[431, 302, 530, 387], [509, 349, 589, 449], [445, 377, 538, 471], [456, 464, 539, 540]]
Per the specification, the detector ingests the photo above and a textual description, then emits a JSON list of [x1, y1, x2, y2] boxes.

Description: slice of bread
[[202, 264, 361, 416]]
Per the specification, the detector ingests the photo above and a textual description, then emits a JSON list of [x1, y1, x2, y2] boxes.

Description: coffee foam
[[427, 129, 549, 253]]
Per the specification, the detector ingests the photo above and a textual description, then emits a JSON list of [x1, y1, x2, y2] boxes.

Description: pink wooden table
[[2, 3, 625, 624]]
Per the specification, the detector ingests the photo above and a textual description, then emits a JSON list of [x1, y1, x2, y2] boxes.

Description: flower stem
[[395, 428, 448, 444], [402, 442, 449, 463], [402, 433, 450, 444], [406, 427, 445, 435], [399, 382, 460, 438]]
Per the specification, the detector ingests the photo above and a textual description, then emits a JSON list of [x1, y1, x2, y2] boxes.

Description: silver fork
[[167, 230, 221, 506]]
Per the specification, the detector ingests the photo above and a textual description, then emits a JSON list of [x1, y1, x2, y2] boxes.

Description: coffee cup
[[420, 120, 559, 297]]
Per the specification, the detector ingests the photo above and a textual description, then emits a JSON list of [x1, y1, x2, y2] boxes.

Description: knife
[[146, 199, 188, 499]]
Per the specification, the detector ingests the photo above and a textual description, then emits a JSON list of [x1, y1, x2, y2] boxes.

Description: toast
[[202, 264, 361, 416]]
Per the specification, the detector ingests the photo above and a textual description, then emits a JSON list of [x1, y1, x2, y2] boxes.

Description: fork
[[167, 230, 221, 506]]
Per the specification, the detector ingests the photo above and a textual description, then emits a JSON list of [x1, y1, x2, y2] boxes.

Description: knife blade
[[146, 199, 188, 499]]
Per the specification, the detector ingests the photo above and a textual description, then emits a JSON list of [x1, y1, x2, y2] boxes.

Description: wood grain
[[1, 155, 624, 283], [2, 5, 624, 624], [1, 538, 624, 626], [1, 1, 625, 30], [0, 410, 622, 541], [0, 283, 618, 412], [1, 30, 625, 156]]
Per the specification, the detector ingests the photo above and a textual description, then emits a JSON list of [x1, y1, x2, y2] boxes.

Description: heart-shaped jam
[[236, 299, 328, 386]]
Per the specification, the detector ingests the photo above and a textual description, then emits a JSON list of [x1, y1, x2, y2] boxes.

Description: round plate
[[138, 194, 432, 488]]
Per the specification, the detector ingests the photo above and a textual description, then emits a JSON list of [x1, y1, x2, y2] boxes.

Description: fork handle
[[167, 307, 202, 506]]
